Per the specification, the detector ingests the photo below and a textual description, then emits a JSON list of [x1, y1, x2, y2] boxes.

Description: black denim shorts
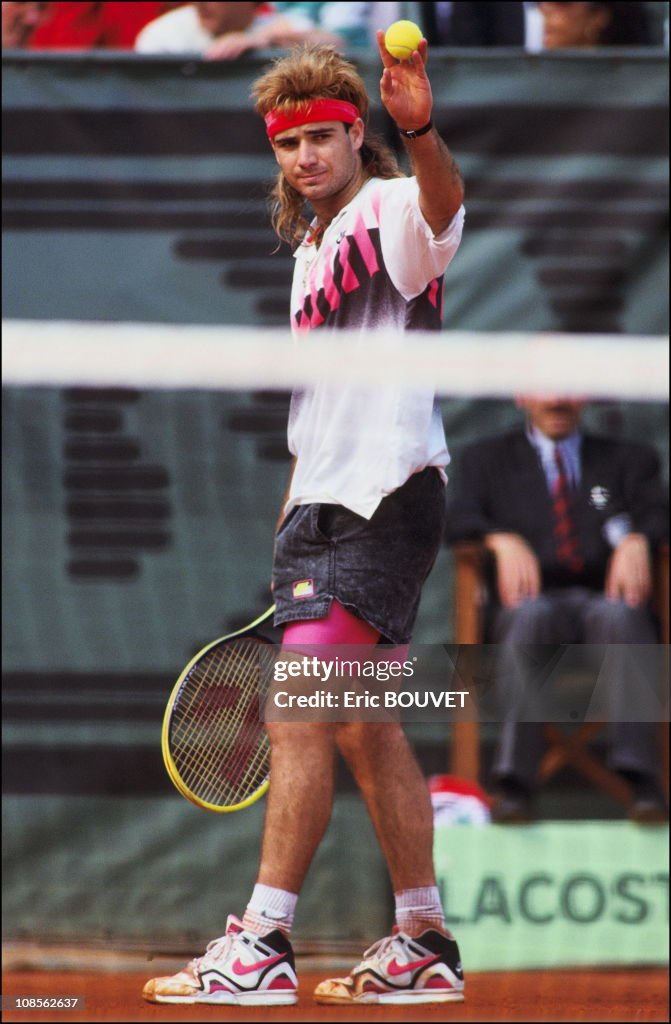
[[272, 468, 446, 644]]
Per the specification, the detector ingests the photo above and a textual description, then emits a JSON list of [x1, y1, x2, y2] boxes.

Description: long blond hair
[[252, 46, 402, 247]]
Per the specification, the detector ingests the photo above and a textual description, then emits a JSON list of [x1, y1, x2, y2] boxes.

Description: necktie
[[552, 446, 584, 574]]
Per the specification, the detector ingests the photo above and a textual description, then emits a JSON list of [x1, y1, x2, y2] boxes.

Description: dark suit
[[419, 2, 526, 47], [445, 428, 668, 793]]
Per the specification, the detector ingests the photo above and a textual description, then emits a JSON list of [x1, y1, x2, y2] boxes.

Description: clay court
[[3, 962, 668, 1023]]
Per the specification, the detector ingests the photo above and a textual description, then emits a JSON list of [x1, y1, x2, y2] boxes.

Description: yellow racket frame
[[161, 605, 275, 812]]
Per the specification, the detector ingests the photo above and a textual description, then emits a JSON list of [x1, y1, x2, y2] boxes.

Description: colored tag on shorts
[[292, 579, 314, 599]]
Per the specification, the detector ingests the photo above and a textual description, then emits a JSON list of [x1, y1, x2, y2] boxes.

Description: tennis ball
[[384, 20, 423, 61]]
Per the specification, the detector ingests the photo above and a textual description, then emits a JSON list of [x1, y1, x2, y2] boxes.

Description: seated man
[[445, 397, 668, 823], [134, 1, 360, 58], [22, 2, 173, 50]]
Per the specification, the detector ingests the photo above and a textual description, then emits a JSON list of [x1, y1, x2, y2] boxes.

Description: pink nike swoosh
[[231, 954, 285, 976], [387, 955, 441, 977]]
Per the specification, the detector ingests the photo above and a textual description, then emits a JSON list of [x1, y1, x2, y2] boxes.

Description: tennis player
[[144, 33, 466, 1006]]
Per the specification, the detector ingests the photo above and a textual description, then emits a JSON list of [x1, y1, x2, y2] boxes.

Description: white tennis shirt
[[285, 175, 465, 519]]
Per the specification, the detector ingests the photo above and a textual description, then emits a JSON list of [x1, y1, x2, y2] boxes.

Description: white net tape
[[2, 319, 668, 400]]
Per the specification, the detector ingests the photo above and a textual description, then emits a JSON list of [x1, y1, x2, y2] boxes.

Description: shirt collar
[[527, 424, 581, 460], [527, 424, 582, 489], [294, 177, 378, 259]]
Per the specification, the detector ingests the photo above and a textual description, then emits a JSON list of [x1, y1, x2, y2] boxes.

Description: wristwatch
[[398, 120, 433, 139]]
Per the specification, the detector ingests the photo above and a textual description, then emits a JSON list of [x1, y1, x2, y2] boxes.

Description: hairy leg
[[257, 600, 380, 893], [257, 719, 337, 893], [336, 721, 436, 891]]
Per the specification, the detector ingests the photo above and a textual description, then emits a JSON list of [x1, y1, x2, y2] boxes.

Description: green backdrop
[[2, 49, 668, 953]]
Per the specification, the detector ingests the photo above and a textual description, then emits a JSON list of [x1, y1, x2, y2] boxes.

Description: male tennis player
[[144, 34, 465, 1006]]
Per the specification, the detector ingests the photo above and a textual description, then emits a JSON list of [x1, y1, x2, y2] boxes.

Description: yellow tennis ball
[[384, 20, 423, 61]]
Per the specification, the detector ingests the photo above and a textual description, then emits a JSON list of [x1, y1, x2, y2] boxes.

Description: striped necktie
[[552, 446, 584, 574]]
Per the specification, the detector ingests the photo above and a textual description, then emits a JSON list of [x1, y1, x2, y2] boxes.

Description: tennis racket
[[162, 605, 277, 813]]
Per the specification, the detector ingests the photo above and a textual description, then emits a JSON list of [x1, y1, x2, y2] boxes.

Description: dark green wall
[[2, 50, 668, 944]]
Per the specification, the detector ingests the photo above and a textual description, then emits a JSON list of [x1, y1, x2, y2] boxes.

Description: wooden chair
[[450, 541, 669, 803]]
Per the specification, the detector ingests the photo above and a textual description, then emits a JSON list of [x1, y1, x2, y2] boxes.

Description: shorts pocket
[[276, 506, 299, 536], [315, 503, 367, 543]]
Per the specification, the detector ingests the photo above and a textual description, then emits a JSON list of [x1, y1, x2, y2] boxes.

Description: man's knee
[[584, 597, 656, 642], [336, 721, 404, 761], [496, 595, 557, 642], [266, 720, 336, 749]]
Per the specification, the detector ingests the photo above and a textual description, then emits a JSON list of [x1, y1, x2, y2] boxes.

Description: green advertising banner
[[434, 822, 669, 970]]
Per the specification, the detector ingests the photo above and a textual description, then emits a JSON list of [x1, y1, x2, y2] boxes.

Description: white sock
[[394, 886, 451, 938], [242, 884, 298, 936]]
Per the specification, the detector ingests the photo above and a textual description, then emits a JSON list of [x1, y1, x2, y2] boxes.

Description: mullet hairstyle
[[253, 45, 403, 247]]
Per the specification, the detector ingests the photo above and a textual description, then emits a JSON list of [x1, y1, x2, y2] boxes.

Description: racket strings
[[174, 640, 259, 764], [169, 636, 273, 806], [172, 654, 239, 796], [199, 642, 270, 797], [174, 692, 265, 802], [174, 695, 267, 804], [217, 644, 276, 798], [175, 646, 247, 767]]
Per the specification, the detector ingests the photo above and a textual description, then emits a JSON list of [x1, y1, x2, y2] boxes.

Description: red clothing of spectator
[[28, 2, 184, 49]]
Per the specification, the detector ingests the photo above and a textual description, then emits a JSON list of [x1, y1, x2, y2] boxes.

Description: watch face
[[589, 485, 610, 510], [401, 122, 432, 138]]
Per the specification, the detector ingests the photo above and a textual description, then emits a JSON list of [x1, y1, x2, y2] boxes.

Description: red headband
[[264, 99, 360, 139]]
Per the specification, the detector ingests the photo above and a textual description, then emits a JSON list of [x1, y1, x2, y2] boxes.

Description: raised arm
[[376, 30, 464, 235]]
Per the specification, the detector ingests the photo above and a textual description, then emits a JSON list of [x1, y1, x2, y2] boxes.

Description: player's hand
[[485, 533, 542, 609], [376, 29, 432, 133], [605, 533, 652, 607]]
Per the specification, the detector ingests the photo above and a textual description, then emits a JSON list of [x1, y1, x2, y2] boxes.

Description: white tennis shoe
[[142, 915, 297, 1005], [314, 927, 464, 1004]]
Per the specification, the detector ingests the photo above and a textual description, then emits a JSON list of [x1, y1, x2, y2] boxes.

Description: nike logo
[[231, 954, 285, 976], [387, 955, 441, 977]]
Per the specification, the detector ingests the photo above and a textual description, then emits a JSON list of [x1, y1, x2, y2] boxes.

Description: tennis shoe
[[142, 915, 297, 1005], [314, 927, 464, 1004]]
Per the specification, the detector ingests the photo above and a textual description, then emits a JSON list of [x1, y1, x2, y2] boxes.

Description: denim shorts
[[272, 468, 446, 644]]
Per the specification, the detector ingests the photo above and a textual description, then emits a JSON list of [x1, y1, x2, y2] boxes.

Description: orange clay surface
[[2, 966, 668, 1023]]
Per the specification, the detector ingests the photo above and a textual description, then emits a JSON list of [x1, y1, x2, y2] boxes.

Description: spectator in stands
[[445, 397, 668, 823], [135, 2, 369, 58], [418, 2, 527, 47], [275, 2, 371, 48], [539, 1, 653, 47], [24, 2, 178, 50], [2, 1, 51, 47]]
